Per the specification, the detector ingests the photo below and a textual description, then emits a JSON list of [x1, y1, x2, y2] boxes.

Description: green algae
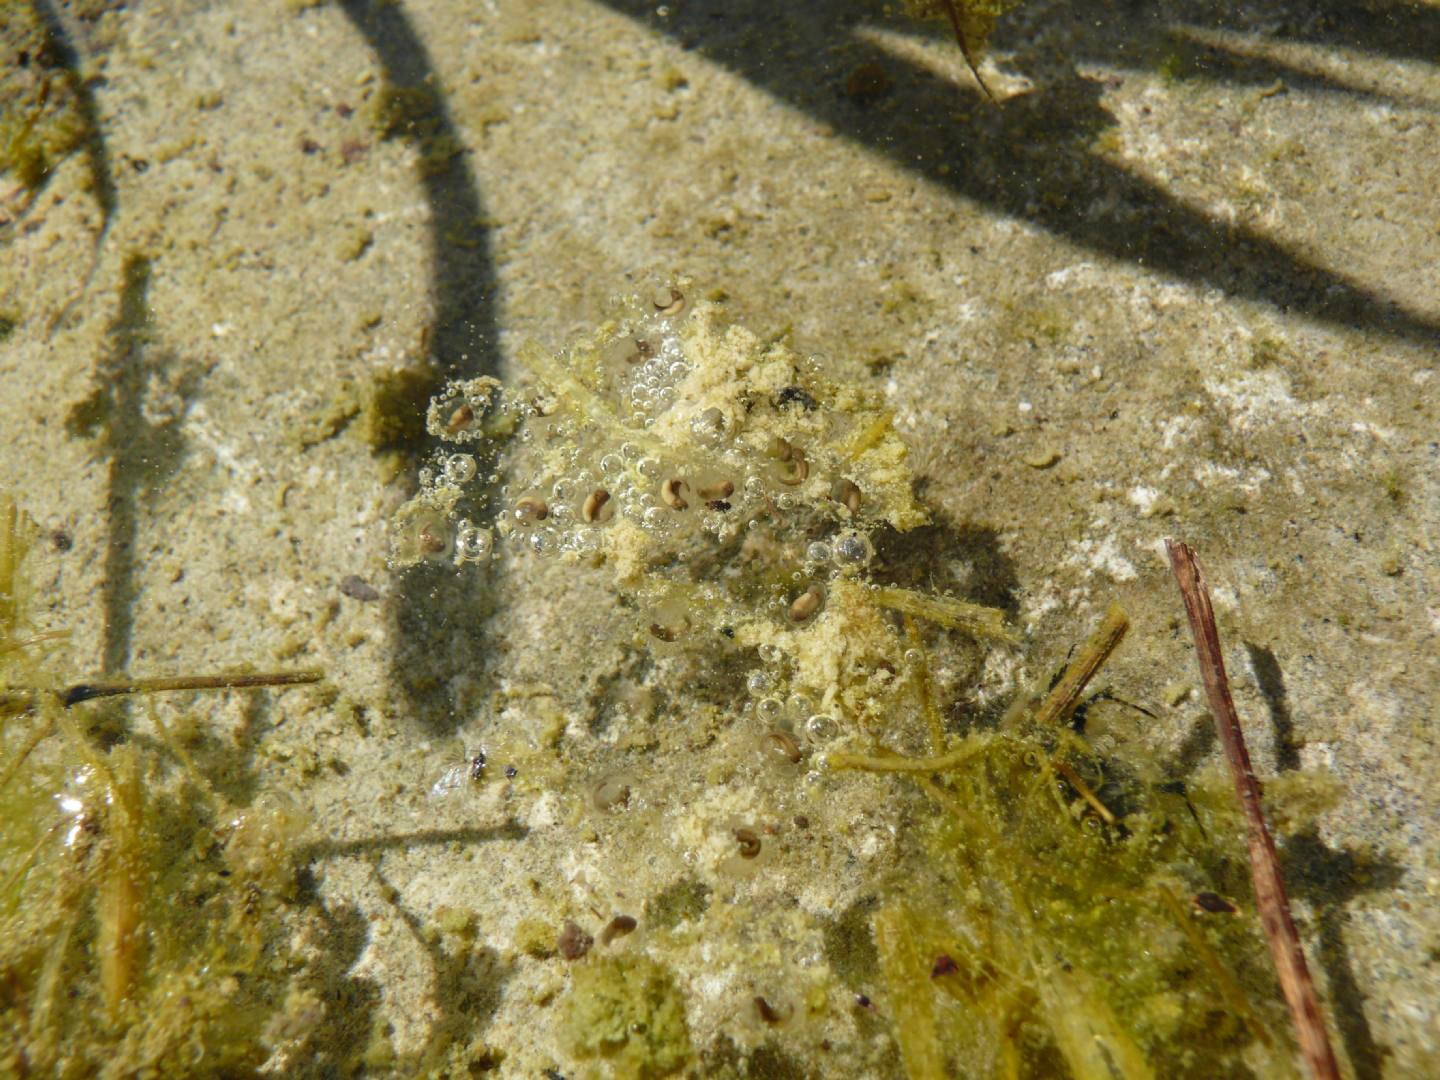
[[0, 497, 342, 1076], [646, 877, 712, 932], [387, 286, 1344, 1076], [560, 953, 693, 1079], [827, 594, 1357, 1078], [901, 0, 1027, 95], [367, 365, 442, 453]]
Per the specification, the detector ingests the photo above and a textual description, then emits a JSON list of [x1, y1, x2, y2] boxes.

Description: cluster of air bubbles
[[743, 646, 834, 733], [622, 343, 690, 426], [397, 285, 897, 680], [744, 678, 840, 746], [690, 407, 727, 446]]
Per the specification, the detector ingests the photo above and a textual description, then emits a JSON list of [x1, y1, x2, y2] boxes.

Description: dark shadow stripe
[[595, 0, 1440, 348]]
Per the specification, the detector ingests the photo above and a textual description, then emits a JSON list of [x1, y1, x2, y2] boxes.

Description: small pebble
[[557, 921, 593, 960]]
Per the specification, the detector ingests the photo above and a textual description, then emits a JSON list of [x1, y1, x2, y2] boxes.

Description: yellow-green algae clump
[[0, 498, 365, 1076], [389, 283, 1337, 1077], [560, 953, 692, 1079]]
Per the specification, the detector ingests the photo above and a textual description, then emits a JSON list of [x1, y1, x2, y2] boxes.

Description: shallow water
[[2, 1, 1438, 1076]]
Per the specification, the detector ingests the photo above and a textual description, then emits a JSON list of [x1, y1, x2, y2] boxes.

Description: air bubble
[[744, 476, 766, 497], [757, 698, 782, 721], [806, 542, 832, 563], [454, 522, 494, 563], [747, 671, 773, 695], [690, 407, 727, 444], [600, 454, 624, 476], [442, 454, 476, 485], [833, 530, 874, 567], [805, 714, 838, 741]]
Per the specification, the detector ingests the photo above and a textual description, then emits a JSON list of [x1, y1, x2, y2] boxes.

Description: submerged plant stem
[[827, 738, 990, 774], [1049, 759, 1116, 826], [1, 670, 324, 717], [61, 669, 324, 705], [1154, 884, 1270, 1050], [1166, 539, 1339, 1080], [871, 586, 1018, 644], [1031, 604, 1128, 728], [904, 615, 946, 755]]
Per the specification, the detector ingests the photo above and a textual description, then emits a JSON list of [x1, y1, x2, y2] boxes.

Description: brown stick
[[59, 669, 324, 706], [1165, 540, 1340, 1080], [938, 0, 997, 103], [0, 670, 324, 734], [1031, 603, 1129, 729]]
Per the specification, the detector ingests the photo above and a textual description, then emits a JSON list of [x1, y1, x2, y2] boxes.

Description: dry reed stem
[[1031, 603, 1129, 728], [61, 669, 324, 705], [1165, 539, 1340, 1080]]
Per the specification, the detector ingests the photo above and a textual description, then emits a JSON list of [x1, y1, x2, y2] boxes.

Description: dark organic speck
[[339, 574, 381, 602]]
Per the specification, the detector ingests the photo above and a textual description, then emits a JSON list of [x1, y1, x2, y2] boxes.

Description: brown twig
[[59, 669, 324, 705], [938, 0, 998, 103], [1031, 603, 1129, 729], [1165, 539, 1340, 1080], [0, 669, 324, 717]]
